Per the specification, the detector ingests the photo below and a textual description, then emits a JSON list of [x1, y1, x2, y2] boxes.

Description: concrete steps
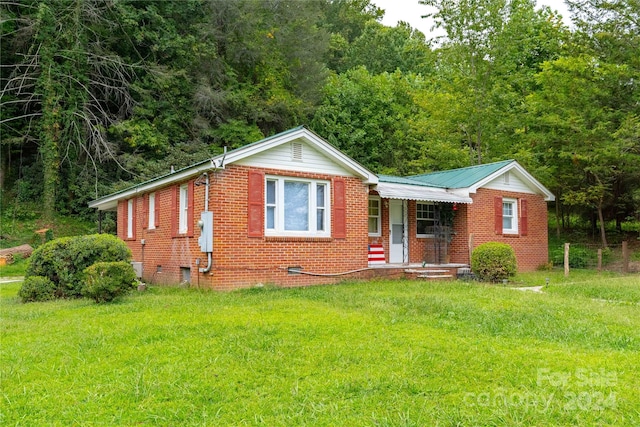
[[404, 268, 455, 280]]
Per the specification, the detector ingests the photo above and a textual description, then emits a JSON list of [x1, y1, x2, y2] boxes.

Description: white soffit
[[375, 182, 472, 204]]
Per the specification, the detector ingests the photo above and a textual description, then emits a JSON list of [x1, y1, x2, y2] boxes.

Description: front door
[[389, 200, 407, 263]]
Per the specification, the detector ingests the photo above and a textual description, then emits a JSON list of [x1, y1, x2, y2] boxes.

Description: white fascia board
[[89, 128, 379, 211], [467, 161, 555, 201], [223, 128, 378, 184], [88, 164, 214, 211]]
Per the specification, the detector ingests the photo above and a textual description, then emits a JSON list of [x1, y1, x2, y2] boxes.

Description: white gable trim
[[220, 128, 377, 184], [467, 162, 555, 201], [89, 127, 378, 211]]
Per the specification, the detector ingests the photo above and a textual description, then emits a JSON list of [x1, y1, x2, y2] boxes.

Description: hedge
[[23, 234, 132, 299]]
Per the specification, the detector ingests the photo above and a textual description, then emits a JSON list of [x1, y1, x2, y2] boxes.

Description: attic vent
[[291, 142, 303, 161], [504, 171, 510, 185]]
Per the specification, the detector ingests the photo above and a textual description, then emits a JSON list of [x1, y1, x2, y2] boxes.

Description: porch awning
[[374, 182, 472, 204]]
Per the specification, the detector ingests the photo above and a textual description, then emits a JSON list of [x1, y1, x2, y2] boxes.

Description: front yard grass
[[1, 275, 639, 426]]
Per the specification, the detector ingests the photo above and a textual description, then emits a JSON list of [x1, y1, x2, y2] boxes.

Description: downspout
[[199, 172, 212, 273]]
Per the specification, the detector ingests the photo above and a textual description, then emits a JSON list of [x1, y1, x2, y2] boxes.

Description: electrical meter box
[[198, 211, 213, 252]]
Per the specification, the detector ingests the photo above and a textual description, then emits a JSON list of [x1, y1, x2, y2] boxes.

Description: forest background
[[1, 0, 638, 248]]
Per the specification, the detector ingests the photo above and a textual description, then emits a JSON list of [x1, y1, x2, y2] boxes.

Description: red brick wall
[[367, 199, 467, 265], [119, 164, 370, 290], [458, 188, 549, 271], [365, 192, 548, 271]]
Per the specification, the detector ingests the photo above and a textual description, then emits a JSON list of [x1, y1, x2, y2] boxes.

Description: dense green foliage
[[471, 242, 518, 281], [82, 261, 137, 303], [17, 275, 56, 302], [1, 276, 638, 425], [1, 0, 638, 242], [24, 234, 132, 299]]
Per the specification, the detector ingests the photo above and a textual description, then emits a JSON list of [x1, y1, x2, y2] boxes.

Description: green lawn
[[1, 276, 639, 426]]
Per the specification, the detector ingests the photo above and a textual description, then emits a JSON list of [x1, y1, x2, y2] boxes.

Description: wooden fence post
[[622, 241, 629, 274], [597, 248, 602, 272], [564, 243, 570, 277]]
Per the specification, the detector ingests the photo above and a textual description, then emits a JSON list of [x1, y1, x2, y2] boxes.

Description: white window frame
[[416, 202, 436, 238], [502, 198, 518, 234], [368, 196, 381, 236], [264, 175, 331, 237], [148, 192, 156, 230], [127, 199, 134, 239], [179, 184, 188, 234]]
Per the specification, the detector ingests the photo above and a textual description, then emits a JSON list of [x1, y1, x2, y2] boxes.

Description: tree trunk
[[597, 200, 608, 249], [555, 200, 561, 238], [40, 92, 60, 221]]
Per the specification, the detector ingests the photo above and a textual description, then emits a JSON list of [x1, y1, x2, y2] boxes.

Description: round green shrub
[[82, 261, 137, 303], [471, 242, 517, 282], [18, 276, 57, 303], [26, 234, 132, 298]]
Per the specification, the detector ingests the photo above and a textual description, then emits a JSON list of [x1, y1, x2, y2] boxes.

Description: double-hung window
[[127, 199, 134, 239], [368, 197, 381, 236], [265, 176, 330, 236], [502, 198, 518, 234], [148, 193, 156, 230], [416, 203, 435, 237], [179, 184, 188, 234]]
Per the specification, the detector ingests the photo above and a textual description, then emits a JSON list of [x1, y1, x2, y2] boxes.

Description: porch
[[365, 263, 471, 281], [369, 176, 474, 269]]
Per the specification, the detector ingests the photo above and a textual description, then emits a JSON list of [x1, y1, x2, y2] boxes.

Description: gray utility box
[[198, 211, 213, 252], [131, 262, 143, 279]]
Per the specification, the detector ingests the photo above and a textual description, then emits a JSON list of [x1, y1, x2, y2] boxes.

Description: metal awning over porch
[[374, 182, 472, 204]]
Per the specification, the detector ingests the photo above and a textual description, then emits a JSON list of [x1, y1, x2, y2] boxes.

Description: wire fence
[[550, 242, 637, 273]]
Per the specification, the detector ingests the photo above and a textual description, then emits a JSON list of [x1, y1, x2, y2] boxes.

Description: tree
[[420, 0, 566, 164], [1, 0, 138, 217], [342, 21, 435, 75], [528, 55, 639, 247]]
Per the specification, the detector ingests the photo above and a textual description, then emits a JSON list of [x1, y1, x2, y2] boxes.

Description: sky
[[374, 0, 571, 38]]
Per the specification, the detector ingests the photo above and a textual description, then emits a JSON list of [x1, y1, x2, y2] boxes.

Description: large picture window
[[265, 176, 330, 236], [502, 198, 518, 234], [368, 197, 381, 236], [416, 203, 435, 237]]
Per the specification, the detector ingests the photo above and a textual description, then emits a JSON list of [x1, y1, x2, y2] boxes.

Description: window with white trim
[[179, 184, 188, 234], [502, 198, 518, 234], [368, 197, 381, 236], [148, 192, 156, 230], [265, 176, 330, 236], [416, 203, 435, 237], [127, 199, 134, 239]]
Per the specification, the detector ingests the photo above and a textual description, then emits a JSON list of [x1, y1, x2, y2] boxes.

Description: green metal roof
[[378, 174, 447, 188], [407, 160, 515, 188]]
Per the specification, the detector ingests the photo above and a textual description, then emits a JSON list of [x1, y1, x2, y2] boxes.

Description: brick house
[[89, 127, 554, 289]]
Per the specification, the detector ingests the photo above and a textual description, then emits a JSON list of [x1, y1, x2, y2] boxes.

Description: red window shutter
[[494, 196, 503, 235], [154, 193, 160, 228], [118, 200, 126, 240], [171, 186, 178, 237], [142, 194, 148, 229], [520, 199, 528, 236], [333, 178, 347, 238], [247, 170, 265, 237], [187, 181, 195, 237]]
